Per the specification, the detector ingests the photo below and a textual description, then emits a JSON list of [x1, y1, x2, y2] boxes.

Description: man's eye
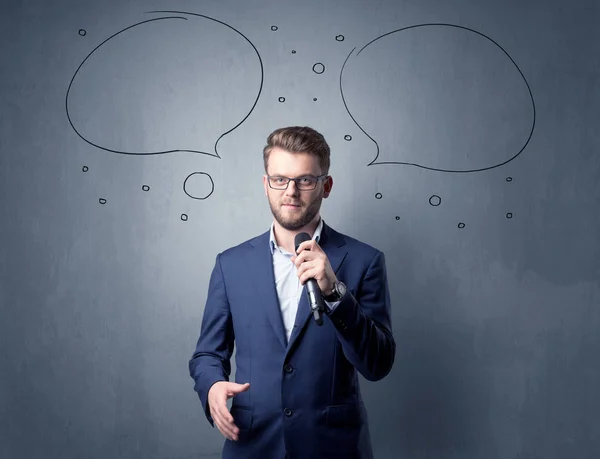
[[299, 177, 314, 184], [272, 177, 285, 183]]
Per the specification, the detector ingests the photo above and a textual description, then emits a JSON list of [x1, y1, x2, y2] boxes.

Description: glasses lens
[[269, 177, 288, 189], [296, 177, 317, 190]]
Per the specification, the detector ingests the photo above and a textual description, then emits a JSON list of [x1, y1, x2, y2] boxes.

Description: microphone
[[294, 232, 324, 326]]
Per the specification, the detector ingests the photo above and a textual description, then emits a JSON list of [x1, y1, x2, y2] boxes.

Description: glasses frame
[[266, 174, 328, 191]]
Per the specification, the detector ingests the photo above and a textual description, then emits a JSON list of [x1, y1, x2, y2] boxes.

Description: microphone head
[[294, 232, 311, 253]]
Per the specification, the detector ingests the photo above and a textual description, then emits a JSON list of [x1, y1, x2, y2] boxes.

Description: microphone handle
[[312, 307, 323, 326], [306, 279, 324, 326]]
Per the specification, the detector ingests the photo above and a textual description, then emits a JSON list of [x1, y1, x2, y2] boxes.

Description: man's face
[[263, 147, 332, 231]]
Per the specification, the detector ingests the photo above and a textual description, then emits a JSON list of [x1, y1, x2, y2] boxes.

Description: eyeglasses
[[267, 174, 327, 190]]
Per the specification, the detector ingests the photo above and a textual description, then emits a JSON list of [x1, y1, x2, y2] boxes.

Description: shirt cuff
[[324, 300, 341, 312]]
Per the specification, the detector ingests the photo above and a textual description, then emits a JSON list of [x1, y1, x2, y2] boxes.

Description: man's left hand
[[292, 240, 337, 294]]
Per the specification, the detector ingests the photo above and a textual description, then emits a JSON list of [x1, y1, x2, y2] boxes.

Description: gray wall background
[[1, 0, 599, 458]]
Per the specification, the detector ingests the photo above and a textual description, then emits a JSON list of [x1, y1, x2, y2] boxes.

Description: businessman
[[189, 126, 395, 458]]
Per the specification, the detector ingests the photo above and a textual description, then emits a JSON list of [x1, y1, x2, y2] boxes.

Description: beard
[[268, 195, 322, 231]]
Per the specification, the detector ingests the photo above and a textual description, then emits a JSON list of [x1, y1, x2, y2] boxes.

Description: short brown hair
[[263, 126, 330, 174]]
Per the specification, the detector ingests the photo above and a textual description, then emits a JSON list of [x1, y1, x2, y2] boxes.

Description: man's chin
[[277, 218, 306, 231], [270, 203, 318, 231]]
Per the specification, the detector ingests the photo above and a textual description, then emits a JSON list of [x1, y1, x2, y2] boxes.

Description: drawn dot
[[82, 166, 89, 172], [181, 214, 188, 221], [142, 185, 150, 192], [335, 35, 345, 42], [429, 195, 441, 206], [458, 222, 466, 229], [395, 216, 400, 220], [271, 26, 278, 31], [278, 97, 286, 103], [291, 50, 296, 54], [78, 29, 86, 36], [506, 212, 513, 219], [313, 98, 318, 102], [99, 198, 107, 205], [506, 177, 513, 182], [312, 63, 325, 74], [344, 135, 352, 141], [375, 193, 383, 199]]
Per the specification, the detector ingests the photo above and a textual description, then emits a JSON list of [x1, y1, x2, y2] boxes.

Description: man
[[189, 126, 395, 459]]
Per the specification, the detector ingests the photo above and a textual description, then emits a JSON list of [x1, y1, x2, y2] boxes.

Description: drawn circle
[[312, 63, 325, 74], [395, 216, 400, 220], [506, 212, 513, 219], [278, 97, 286, 103], [344, 135, 352, 141], [313, 98, 317, 101], [78, 29, 87, 36], [82, 166, 89, 172], [335, 35, 345, 42], [99, 198, 107, 205], [181, 214, 188, 221], [142, 185, 150, 192], [506, 177, 513, 182], [375, 193, 383, 199], [271, 26, 278, 31], [184, 172, 215, 200], [458, 222, 466, 229], [429, 195, 441, 206]]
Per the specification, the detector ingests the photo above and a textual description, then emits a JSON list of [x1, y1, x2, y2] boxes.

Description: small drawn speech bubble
[[340, 24, 535, 172], [66, 12, 263, 157]]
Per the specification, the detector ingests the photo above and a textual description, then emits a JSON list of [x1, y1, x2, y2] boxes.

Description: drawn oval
[[184, 172, 214, 200]]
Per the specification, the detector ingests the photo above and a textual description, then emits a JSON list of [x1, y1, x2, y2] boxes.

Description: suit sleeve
[[188, 253, 234, 425], [326, 251, 395, 381]]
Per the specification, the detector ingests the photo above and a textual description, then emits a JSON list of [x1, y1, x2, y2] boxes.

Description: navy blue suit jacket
[[189, 223, 395, 459]]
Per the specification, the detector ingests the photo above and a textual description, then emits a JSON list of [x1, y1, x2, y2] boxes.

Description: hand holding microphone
[[293, 233, 338, 326]]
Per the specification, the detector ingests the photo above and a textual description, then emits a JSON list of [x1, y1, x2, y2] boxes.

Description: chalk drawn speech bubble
[[66, 12, 263, 157], [340, 24, 535, 172]]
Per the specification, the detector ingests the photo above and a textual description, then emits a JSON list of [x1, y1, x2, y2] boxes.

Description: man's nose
[[285, 180, 300, 196]]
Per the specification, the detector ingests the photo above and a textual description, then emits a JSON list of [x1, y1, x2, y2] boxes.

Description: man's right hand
[[208, 381, 251, 441]]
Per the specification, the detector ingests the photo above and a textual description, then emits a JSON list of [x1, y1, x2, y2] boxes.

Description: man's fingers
[[227, 382, 250, 396], [297, 240, 321, 252], [294, 250, 326, 269], [215, 409, 241, 441], [215, 417, 239, 441], [297, 240, 324, 254], [297, 261, 325, 279], [216, 401, 234, 423], [212, 405, 239, 441], [299, 269, 319, 285], [295, 248, 315, 262]]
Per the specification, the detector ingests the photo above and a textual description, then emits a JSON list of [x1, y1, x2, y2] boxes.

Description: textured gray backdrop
[[1, 0, 599, 458]]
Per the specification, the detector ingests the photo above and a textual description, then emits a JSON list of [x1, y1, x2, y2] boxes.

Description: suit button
[[284, 408, 292, 417], [284, 364, 293, 373]]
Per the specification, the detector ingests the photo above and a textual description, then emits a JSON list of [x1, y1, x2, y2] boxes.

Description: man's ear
[[323, 176, 333, 198], [263, 175, 269, 196]]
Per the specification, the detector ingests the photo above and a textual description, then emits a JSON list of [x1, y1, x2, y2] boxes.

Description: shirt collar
[[269, 218, 324, 254]]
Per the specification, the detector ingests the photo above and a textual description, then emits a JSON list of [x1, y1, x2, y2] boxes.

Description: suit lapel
[[248, 232, 288, 350], [287, 223, 348, 351]]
